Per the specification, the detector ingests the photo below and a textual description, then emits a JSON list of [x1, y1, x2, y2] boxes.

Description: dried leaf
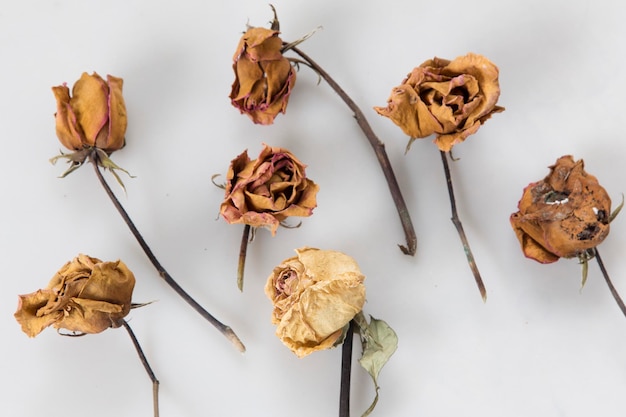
[[355, 314, 398, 417]]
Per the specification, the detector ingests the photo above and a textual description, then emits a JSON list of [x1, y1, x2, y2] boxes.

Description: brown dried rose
[[374, 53, 504, 152], [510, 156, 612, 263], [220, 144, 319, 235], [15, 254, 135, 337], [264, 247, 366, 358], [229, 22, 296, 125], [52, 72, 127, 153]]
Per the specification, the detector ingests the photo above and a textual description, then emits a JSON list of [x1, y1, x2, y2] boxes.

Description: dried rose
[[264, 247, 366, 358], [15, 254, 135, 337], [220, 144, 319, 235], [510, 156, 612, 263], [374, 53, 504, 152], [52, 72, 127, 152], [229, 22, 296, 125]]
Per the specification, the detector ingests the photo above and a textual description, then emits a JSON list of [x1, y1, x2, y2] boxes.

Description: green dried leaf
[[356, 314, 398, 417], [95, 148, 134, 193], [580, 257, 588, 291], [609, 194, 624, 223]]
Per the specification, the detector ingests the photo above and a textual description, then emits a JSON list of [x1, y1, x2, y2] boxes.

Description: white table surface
[[2, 1, 626, 416]]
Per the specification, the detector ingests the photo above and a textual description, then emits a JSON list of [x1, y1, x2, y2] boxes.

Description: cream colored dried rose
[[15, 254, 135, 337], [265, 247, 366, 358], [374, 53, 504, 152], [510, 155, 612, 263]]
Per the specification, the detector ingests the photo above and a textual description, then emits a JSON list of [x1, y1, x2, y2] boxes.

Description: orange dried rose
[[265, 247, 366, 358], [374, 53, 504, 152], [15, 254, 135, 337], [229, 22, 296, 125], [52, 72, 127, 152], [510, 155, 612, 263], [220, 144, 319, 235]]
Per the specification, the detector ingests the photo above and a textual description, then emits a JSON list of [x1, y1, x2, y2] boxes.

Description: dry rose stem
[[50, 73, 245, 351], [374, 53, 504, 152], [14, 254, 135, 337], [510, 155, 612, 263], [52, 72, 127, 153], [230, 23, 296, 125], [220, 143, 319, 234], [265, 247, 366, 358]]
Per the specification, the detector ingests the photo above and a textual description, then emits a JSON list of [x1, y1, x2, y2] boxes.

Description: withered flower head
[[52, 72, 127, 153], [229, 20, 296, 125], [15, 254, 135, 337], [264, 247, 366, 358], [374, 53, 504, 152], [510, 155, 612, 263], [220, 144, 319, 235]]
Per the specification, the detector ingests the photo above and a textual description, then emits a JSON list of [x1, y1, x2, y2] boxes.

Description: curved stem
[[290, 46, 417, 256], [440, 151, 487, 302], [122, 320, 160, 417], [89, 152, 245, 352], [339, 320, 355, 417], [237, 224, 251, 291], [595, 248, 626, 318]]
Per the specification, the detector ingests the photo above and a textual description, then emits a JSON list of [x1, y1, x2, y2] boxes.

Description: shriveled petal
[[263, 59, 294, 103], [434, 120, 481, 152], [98, 75, 127, 151], [374, 85, 441, 139], [14, 290, 61, 338], [242, 28, 284, 62], [70, 72, 109, 146], [231, 57, 265, 102], [444, 53, 501, 126], [510, 213, 560, 263], [54, 298, 124, 334], [79, 260, 135, 316], [296, 247, 364, 283], [274, 279, 364, 357], [297, 279, 365, 337], [240, 211, 281, 234], [52, 85, 85, 150]]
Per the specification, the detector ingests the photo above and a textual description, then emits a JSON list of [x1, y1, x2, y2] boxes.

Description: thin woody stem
[[594, 248, 626, 318], [89, 152, 245, 352], [122, 320, 160, 417], [290, 46, 417, 256], [339, 320, 355, 417], [237, 224, 251, 291], [440, 151, 487, 302]]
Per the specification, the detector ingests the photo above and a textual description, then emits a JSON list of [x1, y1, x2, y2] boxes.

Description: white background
[[2, 1, 626, 416]]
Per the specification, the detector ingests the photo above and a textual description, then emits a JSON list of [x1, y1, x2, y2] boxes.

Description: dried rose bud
[[510, 155, 612, 263], [229, 24, 296, 125], [374, 53, 504, 152], [52, 72, 127, 152], [15, 254, 135, 337], [220, 144, 319, 235], [265, 247, 366, 358]]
